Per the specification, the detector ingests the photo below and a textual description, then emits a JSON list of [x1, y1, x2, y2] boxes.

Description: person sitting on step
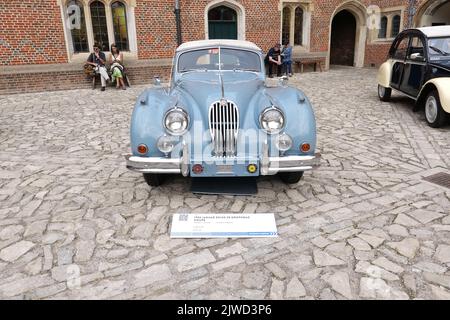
[[85, 43, 109, 91], [108, 43, 126, 90]]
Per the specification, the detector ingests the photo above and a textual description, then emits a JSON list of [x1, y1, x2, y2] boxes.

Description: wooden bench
[[293, 58, 324, 73]]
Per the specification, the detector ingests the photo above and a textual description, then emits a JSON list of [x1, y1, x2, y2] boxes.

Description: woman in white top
[[108, 44, 126, 90]]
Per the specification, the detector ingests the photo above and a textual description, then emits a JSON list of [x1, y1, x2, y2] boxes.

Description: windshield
[[428, 37, 450, 60], [178, 48, 261, 72]]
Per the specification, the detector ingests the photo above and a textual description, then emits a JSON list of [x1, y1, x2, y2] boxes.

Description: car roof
[[176, 40, 262, 52], [415, 26, 450, 38]]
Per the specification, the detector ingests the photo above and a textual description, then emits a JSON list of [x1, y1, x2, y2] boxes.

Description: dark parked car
[[377, 26, 450, 127]]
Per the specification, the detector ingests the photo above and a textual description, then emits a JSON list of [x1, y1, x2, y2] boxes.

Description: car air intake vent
[[209, 100, 239, 157]]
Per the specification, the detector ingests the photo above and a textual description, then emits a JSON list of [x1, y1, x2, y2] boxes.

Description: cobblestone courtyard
[[0, 68, 449, 299]]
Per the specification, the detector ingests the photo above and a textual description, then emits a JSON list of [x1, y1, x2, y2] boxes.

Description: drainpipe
[[174, 0, 182, 46], [407, 0, 417, 28]]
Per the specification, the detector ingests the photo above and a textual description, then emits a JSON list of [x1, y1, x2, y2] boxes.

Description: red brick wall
[[132, 0, 433, 66], [240, 0, 280, 52], [308, 0, 407, 53], [365, 43, 392, 67], [135, 0, 178, 59], [312, 0, 429, 67], [135, 0, 281, 59], [0, 0, 438, 84], [0, 0, 68, 66], [363, 0, 430, 66], [0, 64, 171, 95]]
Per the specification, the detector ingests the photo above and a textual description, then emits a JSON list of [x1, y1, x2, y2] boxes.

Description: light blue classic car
[[124, 40, 320, 186]]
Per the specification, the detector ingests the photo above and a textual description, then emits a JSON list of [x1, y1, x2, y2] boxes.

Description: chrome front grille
[[209, 100, 239, 157]]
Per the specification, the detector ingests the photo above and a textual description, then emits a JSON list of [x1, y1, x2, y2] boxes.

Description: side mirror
[[154, 76, 162, 86], [410, 53, 425, 62]]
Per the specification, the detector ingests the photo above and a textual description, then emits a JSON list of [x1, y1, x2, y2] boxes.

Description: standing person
[[282, 42, 293, 77], [266, 43, 282, 78], [85, 44, 109, 91], [108, 44, 126, 90]]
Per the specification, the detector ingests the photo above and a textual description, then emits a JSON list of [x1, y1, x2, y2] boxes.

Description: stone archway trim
[[414, 0, 450, 27], [326, 0, 367, 69], [204, 0, 246, 40]]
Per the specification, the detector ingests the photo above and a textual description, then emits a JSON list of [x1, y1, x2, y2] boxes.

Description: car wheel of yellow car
[[425, 90, 447, 128], [143, 173, 164, 187], [279, 171, 304, 184], [378, 84, 392, 102]]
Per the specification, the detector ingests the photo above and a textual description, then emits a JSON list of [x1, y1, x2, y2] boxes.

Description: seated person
[[85, 44, 109, 91], [108, 43, 126, 90], [265, 43, 282, 78]]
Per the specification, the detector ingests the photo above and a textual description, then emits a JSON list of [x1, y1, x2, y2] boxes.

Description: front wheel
[[143, 174, 165, 187], [378, 84, 391, 102], [279, 171, 304, 184], [425, 90, 448, 128]]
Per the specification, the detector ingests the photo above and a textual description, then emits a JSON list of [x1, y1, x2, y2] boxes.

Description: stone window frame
[[370, 6, 406, 43], [58, 0, 138, 62], [279, 0, 312, 51]]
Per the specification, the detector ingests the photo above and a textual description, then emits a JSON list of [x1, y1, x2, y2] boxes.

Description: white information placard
[[170, 214, 278, 238]]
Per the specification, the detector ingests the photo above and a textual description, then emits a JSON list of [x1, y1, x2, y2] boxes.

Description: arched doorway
[[208, 5, 238, 39], [330, 10, 356, 66], [415, 0, 450, 27]]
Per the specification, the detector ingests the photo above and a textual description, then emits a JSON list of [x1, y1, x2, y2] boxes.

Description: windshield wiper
[[232, 68, 259, 72], [429, 46, 450, 56], [179, 68, 209, 73]]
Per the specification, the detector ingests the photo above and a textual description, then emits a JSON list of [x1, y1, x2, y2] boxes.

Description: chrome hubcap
[[378, 85, 385, 97], [425, 96, 438, 123]]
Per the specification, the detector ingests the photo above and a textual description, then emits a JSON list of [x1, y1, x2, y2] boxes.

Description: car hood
[[173, 71, 264, 109]]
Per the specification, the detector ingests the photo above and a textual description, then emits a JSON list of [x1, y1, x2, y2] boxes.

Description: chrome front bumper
[[260, 142, 321, 175], [125, 154, 183, 174], [125, 143, 190, 176], [260, 154, 321, 175], [124, 147, 321, 176]]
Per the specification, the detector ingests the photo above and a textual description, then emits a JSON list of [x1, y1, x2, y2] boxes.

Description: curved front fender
[[130, 88, 174, 157], [418, 78, 450, 113], [377, 60, 394, 88], [265, 86, 317, 156]]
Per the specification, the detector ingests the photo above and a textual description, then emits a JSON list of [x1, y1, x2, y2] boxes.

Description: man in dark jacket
[[265, 43, 282, 78], [85, 44, 109, 91]]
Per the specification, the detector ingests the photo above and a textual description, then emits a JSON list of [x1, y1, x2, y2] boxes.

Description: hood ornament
[[220, 98, 228, 106]]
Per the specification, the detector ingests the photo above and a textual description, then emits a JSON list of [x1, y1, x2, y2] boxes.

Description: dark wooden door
[[209, 21, 237, 39], [330, 10, 356, 66]]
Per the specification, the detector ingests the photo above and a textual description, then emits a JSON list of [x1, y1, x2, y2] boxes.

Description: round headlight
[[276, 133, 293, 152], [157, 135, 176, 154], [260, 107, 285, 134], [164, 108, 189, 136]]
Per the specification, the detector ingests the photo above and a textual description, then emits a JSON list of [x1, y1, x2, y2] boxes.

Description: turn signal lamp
[[192, 164, 204, 174], [301, 143, 311, 153], [137, 144, 148, 154]]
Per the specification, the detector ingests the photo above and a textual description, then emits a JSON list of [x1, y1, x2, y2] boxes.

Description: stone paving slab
[[0, 67, 449, 299]]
